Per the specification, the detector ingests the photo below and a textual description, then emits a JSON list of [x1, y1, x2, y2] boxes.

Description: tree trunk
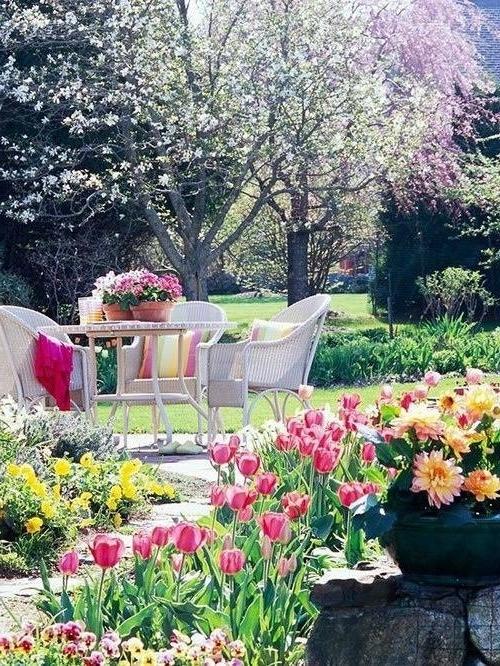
[[287, 229, 310, 305], [181, 268, 209, 301]]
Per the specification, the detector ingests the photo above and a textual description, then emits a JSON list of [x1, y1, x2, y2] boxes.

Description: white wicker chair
[[203, 294, 330, 440], [121, 301, 227, 443], [0, 306, 94, 413]]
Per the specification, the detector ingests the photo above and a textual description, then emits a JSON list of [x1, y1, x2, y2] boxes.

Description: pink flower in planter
[[298, 434, 316, 457], [236, 451, 260, 477], [219, 548, 246, 575], [400, 392, 414, 410], [255, 472, 278, 495]]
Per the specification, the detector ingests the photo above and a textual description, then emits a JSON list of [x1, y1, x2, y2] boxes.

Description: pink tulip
[[400, 392, 414, 410], [260, 535, 272, 560], [298, 384, 314, 400], [255, 472, 278, 495], [338, 483, 364, 508], [151, 526, 170, 547], [287, 417, 305, 437], [170, 522, 207, 554], [277, 554, 297, 577], [414, 384, 429, 400], [238, 506, 254, 522], [362, 482, 380, 495], [323, 422, 345, 443], [171, 553, 183, 573], [132, 532, 153, 560], [466, 368, 484, 385], [298, 434, 316, 457], [387, 467, 398, 479], [210, 484, 226, 507], [58, 551, 79, 576], [361, 442, 376, 463], [312, 445, 342, 474], [219, 548, 246, 575], [379, 384, 393, 401], [304, 409, 325, 428], [341, 393, 361, 411], [225, 485, 258, 511], [275, 433, 298, 452], [424, 370, 441, 387], [228, 434, 241, 455], [281, 491, 310, 519], [209, 441, 234, 465], [89, 534, 125, 569], [260, 512, 290, 543], [236, 451, 260, 477], [201, 527, 216, 546]]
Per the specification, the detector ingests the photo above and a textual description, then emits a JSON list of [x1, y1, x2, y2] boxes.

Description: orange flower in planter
[[464, 470, 500, 502], [441, 427, 471, 460], [411, 450, 463, 509], [463, 384, 499, 421]]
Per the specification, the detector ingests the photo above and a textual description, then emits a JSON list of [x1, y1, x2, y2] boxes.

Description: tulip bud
[[298, 384, 314, 400], [466, 368, 484, 385], [424, 370, 441, 387], [260, 535, 272, 560], [223, 534, 233, 550], [58, 550, 79, 576], [171, 553, 183, 573]]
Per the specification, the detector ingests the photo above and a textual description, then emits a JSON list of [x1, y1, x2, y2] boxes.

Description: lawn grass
[[96, 374, 500, 434]]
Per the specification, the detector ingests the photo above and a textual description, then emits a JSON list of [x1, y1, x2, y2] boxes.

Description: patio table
[[39, 320, 235, 450]]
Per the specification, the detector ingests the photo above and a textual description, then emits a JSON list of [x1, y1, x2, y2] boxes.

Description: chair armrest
[[205, 341, 249, 381]]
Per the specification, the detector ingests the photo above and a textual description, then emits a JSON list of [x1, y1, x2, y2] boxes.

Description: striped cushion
[[138, 330, 210, 379], [250, 319, 297, 341]]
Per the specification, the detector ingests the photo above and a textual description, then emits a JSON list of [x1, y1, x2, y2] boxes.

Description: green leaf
[[310, 514, 334, 540], [116, 603, 156, 637], [239, 594, 260, 640], [352, 504, 396, 540]]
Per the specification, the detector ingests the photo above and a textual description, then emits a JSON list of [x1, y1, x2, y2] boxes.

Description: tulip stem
[[175, 554, 186, 602], [96, 568, 106, 638]]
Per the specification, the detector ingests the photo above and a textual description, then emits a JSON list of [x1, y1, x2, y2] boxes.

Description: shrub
[[0, 270, 33, 306], [327, 272, 371, 294]]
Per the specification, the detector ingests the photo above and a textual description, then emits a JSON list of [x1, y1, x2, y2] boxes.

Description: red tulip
[[209, 441, 234, 465], [132, 532, 153, 560], [255, 472, 278, 495], [210, 484, 226, 507], [362, 482, 380, 495], [260, 512, 290, 542], [341, 394, 361, 411], [361, 442, 376, 463], [219, 548, 246, 575], [304, 409, 325, 428], [89, 534, 125, 569], [281, 491, 310, 520], [170, 522, 207, 554], [151, 525, 170, 547], [400, 392, 414, 410], [225, 485, 258, 511], [58, 550, 79, 576], [275, 433, 298, 452], [338, 482, 364, 508], [312, 445, 342, 474], [236, 451, 260, 477]]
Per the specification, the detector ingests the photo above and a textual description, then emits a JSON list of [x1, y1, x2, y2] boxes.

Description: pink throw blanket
[[35, 332, 74, 411]]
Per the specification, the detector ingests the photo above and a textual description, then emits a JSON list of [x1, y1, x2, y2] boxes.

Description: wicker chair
[[0, 306, 94, 413], [121, 301, 227, 443], [203, 294, 330, 441]]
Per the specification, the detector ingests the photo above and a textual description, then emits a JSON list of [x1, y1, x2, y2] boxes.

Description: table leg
[[152, 333, 173, 452], [88, 336, 98, 423]]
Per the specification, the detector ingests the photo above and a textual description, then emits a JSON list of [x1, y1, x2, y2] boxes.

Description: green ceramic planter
[[384, 512, 500, 586]]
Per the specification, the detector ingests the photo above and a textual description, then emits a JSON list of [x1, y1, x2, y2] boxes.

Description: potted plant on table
[[95, 270, 182, 321], [354, 370, 500, 585]]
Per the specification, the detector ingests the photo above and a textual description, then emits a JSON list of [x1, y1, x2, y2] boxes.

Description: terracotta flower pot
[[130, 301, 175, 322], [102, 303, 133, 321]]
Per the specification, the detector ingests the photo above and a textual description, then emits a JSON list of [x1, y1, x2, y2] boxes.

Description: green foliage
[[310, 322, 500, 386], [418, 267, 495, 321], [0, 270, 32, 306]]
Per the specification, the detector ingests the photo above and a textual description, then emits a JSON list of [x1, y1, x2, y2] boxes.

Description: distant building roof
[[474, 0, 500, 80]]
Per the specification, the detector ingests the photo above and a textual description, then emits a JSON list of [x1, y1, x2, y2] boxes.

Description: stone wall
[[306, 566, 500, 666]]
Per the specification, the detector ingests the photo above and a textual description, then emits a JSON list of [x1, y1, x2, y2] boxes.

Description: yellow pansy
[[80, 518, 94, 529], [6, 463, 21, 477], [123, 637, 144, 654], [54, 459, 71, 477], [162, 484, 176, 499], [106, 498, 118, 511], [80, 452, 99, 474], [79, 491, 92, 503], [119, 459, 142, 479], [40, 500, 56, 519], [121, 482, 138, 500], [20, 464, 36, 483], [147, 481, 164, 495], [25, 517, 43, 534], [109, 485, 122, 500], [52, 484, 61, 498], [28, 479, 47, 498], [140, 650, 157, 666], [113, 513, 122, 529]]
